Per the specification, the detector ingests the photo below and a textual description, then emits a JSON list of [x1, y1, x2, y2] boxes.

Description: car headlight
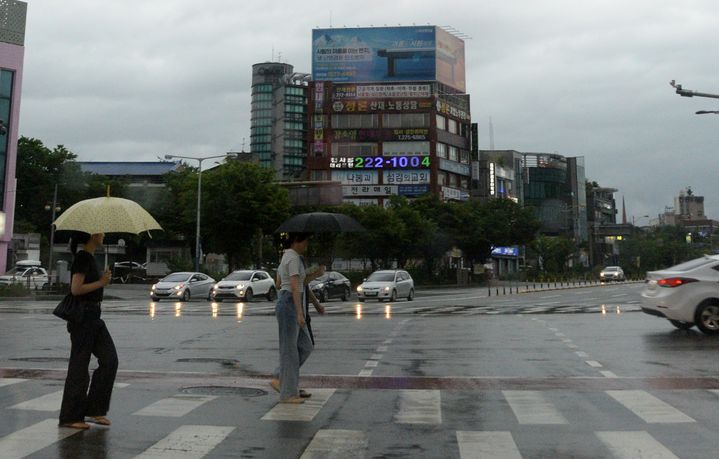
[[151, 284, 156, 291], [174, 283, 184, 290], [316, 283, 324, 289], [384, 286, 390, 291], [213, 285, 218, 290], [357, 286, 363, 292], [236, 284, 245, 290]]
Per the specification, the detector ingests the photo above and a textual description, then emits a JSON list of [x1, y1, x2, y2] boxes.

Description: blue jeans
[[274, 290, 313, 399]]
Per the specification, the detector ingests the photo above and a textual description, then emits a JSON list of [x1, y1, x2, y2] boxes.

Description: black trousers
[[59, 318, 118, 424]]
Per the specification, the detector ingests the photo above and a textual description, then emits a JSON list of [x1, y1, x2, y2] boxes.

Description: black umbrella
[[275, 212, 365, 233]]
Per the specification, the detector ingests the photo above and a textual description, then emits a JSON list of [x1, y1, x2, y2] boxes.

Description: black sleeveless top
[[70, 250, 104, 307]]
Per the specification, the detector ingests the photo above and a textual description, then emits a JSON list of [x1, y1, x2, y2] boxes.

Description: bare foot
[[88, 416, 111, 426], [60, 421, 90, 430]]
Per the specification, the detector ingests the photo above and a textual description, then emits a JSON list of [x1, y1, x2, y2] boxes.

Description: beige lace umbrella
[[53, 196, 163, 235]]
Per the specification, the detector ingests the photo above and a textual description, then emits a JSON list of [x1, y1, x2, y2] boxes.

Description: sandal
[[87, 416, 111, 426], [279, 396, 305, 404], [60, 421, 90, 430], [299, 389, 312, 398], [270, 378, 280, 393]]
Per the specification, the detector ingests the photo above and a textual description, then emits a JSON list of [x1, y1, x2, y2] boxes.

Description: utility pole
[[47, 184, 58, 289], [670, 80, 719, 99]]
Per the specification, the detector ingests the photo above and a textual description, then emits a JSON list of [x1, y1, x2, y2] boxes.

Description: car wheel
[[341, 287, 349, 302], [266, 287, 277, 301], [244, 288, 253, 302], [321, 288, 329, 302], [695, 301, 719, 335], [669, 320, 694, 330], [408, 288, 414, 301], [389, 289, 397, 302], [151, 296, 159, 302], [207, 291, 213, 301], [181, 290, 190, 302], [358, 296, 365, 302]]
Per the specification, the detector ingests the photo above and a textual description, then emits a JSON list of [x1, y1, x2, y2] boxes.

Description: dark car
[[309, 271, 352, 302]]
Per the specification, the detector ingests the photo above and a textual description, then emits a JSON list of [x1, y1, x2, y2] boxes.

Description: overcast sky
[[17, 0, 719, 221]]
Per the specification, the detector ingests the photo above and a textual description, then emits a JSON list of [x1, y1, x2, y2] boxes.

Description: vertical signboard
[[435, 27, 466, 92]]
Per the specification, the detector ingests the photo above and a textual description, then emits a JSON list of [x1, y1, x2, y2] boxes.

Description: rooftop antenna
[[277, 52, 282, 63], [329, 10, 332, 27], [241, 138, 246, 152], [489, 117, 495, 150], [271, 45, 274, 62]]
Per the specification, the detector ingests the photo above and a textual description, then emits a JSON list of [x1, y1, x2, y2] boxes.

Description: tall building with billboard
[[0, 1, 27, 270], [307, 26, 472, 205], [250, 62, 311, 180]]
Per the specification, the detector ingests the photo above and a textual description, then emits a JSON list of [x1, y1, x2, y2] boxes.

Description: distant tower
[[621, 196, 627, 224]]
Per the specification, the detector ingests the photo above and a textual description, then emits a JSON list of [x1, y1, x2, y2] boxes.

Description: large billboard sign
[[313, 26, 466, 92]]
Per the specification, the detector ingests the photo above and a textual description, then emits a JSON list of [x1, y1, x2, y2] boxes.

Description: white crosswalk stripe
[[394, 389, 442, 424], [0, 378, 26, 387], [596, 431, 679, 459], [502, 390, 568, 424], [9, 383, 129, 412], [456, 431, 522, 459], [133, 394, 217, 417], [133, 425, 235, 459], [300, 429, 368, 459], [0, 418, 82, 459], [261, 388, 335, 421], [606, 390, 695, 423]]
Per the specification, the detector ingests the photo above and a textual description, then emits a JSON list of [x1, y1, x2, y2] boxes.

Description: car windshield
[[225, 271, 253, 281], [161, 273, 190, 282], [313, 274, 330, 283], [4, 267, 26, 275], [367, 272, 395, 282], [603, 267, 619, 271], [666, 257, 717, 272]]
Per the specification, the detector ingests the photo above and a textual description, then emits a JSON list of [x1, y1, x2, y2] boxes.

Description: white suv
[[641, 255, 719, 334], [211, 270, 276, 302], [357, 270, 414, 302]]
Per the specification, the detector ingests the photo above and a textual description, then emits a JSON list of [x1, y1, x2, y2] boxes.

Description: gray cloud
[[18, 0, 719, 219]]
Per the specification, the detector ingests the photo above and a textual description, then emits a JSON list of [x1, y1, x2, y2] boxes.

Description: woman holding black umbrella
[[59, 232, 118, 429], [271, 232, 317, 404]]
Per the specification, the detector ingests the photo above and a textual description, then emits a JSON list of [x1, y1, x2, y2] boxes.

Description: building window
[[331, 143, 378, 157], [0, 69, 13, 209], [284, 121, 305, 131], [436, 142, 447, 158], [284, 139, 305, 148], [252, 101, 272, 110], [448, 119, 458, 134], [448, 146, 458, 162], [460, 150, 470, 164], [285, 86, 306, 96], [252, 109, 272, 118], [331, 114, 379, 129], [437, 172, 447, 186], [382, 113, 429, 128], [285, 104, 306, 114], [252, 93, 272, 101], [311, 170, 328, 181], [436, 114, 446, 130], [253, 84, 273, 94], [383, 141, 430, 156]]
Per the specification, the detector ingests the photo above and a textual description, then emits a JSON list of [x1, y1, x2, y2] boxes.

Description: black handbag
[[52, 294, 84, 323]]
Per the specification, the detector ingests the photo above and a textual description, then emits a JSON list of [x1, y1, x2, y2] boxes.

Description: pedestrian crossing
[[0, 377, 716, 457], [112, 300, 643, 317]]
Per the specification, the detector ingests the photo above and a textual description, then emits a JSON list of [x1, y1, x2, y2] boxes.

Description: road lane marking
[[300, 429, 368, 459], [711, 390, 719, 397], [575, 351, 589, 358], [540, 295, 561, 299], [364, 361, 378, 368], [596, 431, 678, 459], [586, 360, 603, 368], [0, 378, 26, 387], [358, 369, 373, 376], [395, 390, 442, 424], [567, 344, 578, 349], [383, 339, 393, 344], [133, 394, 217, 417], [601, 371, 618, 378], [134, 425, 234, 459], [261, 389, 335, 422], [370, 354, 383, 360], [10, 383, 129, 412], [502, 390, 567, 424], [606, 390, 695, 423], [0, 418, 83, 459], [376, 346, 388, 352], [456, 431, 522, 459]]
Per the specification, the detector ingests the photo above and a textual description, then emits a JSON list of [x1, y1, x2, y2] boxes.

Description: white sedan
[[641, 255, 719, 334], [211, 270, 276, 302], [357, 270, 414, 302], [150, 272, 216, 302]]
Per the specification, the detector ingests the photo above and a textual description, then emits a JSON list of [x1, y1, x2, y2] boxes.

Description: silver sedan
[[150, 272, 216, 302]]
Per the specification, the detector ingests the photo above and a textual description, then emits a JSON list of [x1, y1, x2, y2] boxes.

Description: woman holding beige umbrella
[[53, 192, 162, 429]]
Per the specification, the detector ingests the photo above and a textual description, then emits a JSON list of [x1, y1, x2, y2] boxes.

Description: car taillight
[[657, 277, 698, 288]]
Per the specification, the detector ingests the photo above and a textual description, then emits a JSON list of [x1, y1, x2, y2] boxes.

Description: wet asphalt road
[[1, 283, 718, 458]]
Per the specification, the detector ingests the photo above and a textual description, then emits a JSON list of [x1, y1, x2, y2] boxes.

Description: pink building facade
[[0, 1, 27, 271]]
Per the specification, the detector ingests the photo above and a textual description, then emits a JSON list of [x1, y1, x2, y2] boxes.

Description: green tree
[[199, 161, 290, 269]]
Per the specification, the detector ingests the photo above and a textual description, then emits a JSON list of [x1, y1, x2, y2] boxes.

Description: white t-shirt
[[278, 249, 306, 293]]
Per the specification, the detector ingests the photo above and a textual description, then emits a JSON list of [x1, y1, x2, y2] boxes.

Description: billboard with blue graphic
[[312, 26, 465, 91]]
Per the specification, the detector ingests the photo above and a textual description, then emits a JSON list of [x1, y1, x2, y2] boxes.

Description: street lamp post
[[164, 153, 236, 272], [45, 184, 60, 289]]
